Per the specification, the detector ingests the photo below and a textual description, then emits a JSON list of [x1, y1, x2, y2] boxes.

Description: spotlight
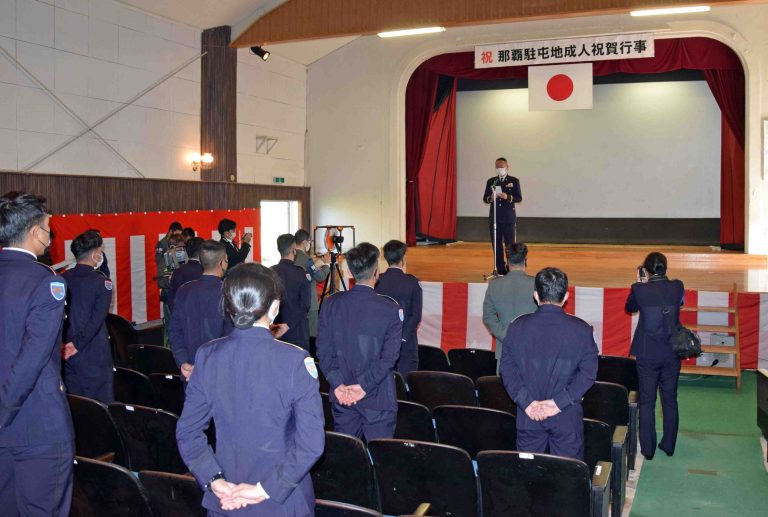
[[250, 46, 270, 61]]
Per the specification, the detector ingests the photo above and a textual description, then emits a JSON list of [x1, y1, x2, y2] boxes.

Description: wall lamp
[[189, 152, 214, 171], [250, 46, 270, 61]]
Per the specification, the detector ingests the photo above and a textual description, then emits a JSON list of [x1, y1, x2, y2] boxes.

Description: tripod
[[319, 249, 348, 305]]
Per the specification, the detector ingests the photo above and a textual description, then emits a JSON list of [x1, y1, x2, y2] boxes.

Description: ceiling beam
[[232, 0, 755, 47]]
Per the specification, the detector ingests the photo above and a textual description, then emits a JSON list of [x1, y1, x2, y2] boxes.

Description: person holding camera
[[625, 252, 685, 460], [218, 219, 252, 268]]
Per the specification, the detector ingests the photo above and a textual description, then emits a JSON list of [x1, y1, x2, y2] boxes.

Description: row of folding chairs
[[114, 367, 185, 415], [73, 456, 403, 517], [313, 431, 612, 517]]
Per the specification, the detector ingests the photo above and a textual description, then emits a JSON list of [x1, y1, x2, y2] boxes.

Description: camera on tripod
[[313, 225, 356, 299]]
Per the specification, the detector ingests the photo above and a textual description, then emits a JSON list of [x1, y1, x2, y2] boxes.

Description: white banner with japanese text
[[475, 33, 654, 68]]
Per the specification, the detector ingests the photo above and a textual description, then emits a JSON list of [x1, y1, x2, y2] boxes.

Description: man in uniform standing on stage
[[61, 230, 114, 403], [483, 157, 522, 275], [0, 192, 74, 516], [316, 243, 402, 441]]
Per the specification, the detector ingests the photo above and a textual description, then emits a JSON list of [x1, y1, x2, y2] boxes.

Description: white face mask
[[268, 300, 280, 324], [497, 167, 507, 177], [94, 253, 104, 269]]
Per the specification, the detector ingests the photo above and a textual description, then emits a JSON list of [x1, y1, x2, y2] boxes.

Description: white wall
[[0, 0, 203, 179], [236, 48, 306, 186], [456, 81, 721, 218], [307, 5, 768, 253]]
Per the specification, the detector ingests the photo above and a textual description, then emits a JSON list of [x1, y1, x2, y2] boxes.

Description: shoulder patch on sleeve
[[104, 279, 113, 291], [304, 357, 318, 379], [50, 281, 66, 301]]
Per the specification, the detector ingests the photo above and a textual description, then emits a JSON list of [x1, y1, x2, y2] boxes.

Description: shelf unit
[[680, 283, 740, 389]]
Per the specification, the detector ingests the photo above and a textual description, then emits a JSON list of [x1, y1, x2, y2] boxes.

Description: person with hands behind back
[[176, 263, 325, 515]]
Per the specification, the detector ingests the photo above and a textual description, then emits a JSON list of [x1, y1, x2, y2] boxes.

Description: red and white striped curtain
[[417, 282, 768, 370], [49, 209, 260, 324]]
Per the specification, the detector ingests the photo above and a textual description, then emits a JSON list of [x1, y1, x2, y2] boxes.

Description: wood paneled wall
[[201, 26, 237, 182], [233, 0, 751, 46], [0, 172, 311, 231]]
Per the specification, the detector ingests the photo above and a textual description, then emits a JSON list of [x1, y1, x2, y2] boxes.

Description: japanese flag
[[528, 63, 593, 111]]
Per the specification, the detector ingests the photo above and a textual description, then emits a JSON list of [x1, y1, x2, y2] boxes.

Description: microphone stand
[[484, 177, 502, 281]]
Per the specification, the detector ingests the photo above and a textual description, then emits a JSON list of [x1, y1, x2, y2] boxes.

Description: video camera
[[313, 226, 355, 256]]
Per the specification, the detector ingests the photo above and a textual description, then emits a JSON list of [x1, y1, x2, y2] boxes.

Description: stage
[[405, 243, 768, 293]]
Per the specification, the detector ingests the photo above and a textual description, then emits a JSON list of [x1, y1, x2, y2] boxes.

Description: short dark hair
[[218, 218, 236, 235], [382, 240, 407, 266], [346, 242, 379, 280], [506, 243, 528, 266], [223, 263, 281, 329], [277, 234, 295, 257], [169, 221, 183, 232], [294, 229, 310, 245], [199, 240, 226, 270], [0, 192, 49, 247], [535, 267, 569, 304], [181, 227, 196, 239], [70, 230, 103, 260], [496, 157, 508, 164], [643, 252, 667, 276], [185, 237, 204, 259]]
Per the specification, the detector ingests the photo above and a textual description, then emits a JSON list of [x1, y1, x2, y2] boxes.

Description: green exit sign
[[273, 177, 285, 184]]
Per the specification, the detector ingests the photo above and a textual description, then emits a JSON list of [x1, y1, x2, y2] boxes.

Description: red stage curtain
[[416, 79, 457, 241], [405, 68, 439, 245], [405, 37, 745, 247]]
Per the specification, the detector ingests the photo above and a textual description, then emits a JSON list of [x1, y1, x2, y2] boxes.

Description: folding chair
[[312, 431, 380, 510], [448, 349, 496, 383], [476, 375, 517, 414], [477, 451, 610, 517], [417, 345, 450, 372], [108, 402, 187, 473], [368, 439, 478, 517], [71, 456, 153, 517], [67, 394, 128, 467], [394, 401, 436, 442], [433, 405, 516, 458], [139, 470, 206, 517], [406, 371, 476, 412]]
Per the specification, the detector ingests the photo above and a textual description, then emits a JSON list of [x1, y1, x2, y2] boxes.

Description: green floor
[[630, 371, 768, 517]]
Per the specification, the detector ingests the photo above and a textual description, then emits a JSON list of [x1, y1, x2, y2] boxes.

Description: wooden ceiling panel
[[232, 0, 754, 47]]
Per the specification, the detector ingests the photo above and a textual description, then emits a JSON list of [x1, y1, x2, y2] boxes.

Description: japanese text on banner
[[475, 33, 654, 68]]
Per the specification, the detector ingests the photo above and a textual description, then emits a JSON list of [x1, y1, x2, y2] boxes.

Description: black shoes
[[658, 445, 674, 457], [642, 453, 654, 461]]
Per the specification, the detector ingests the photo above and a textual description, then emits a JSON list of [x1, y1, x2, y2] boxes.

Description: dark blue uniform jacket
[[0, 249, 73, 446], [271, 259, 311, 349], [61, 264, 113, 382], [375, 268, 422, 351], [483, 174, 522, 223], [626, 277, 685, 360], [500, 304, 598, 430], [176, 326, 325, 515], [169, 275, 232, 367], [316, 285, 402, 412], [168, 259, 203, 312]]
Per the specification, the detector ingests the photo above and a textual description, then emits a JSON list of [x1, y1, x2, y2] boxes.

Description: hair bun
[[233, 311, 256, 329]]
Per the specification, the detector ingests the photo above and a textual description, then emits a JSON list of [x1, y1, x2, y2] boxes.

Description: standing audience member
[[0, 192, 74, 516], [167, 237, 204, 312], [169, 240, 231, 382], [176, 264, 324, 515], [293, 229, 330, 341], [500, 267, 598, 460], [482, 243, 538, 367], [625, 252, 685, 460], [155, 221, 183, 274], [87, 228, 110, 278], [271, 234, 312, 350], [182, 227, 196, 242], [218, 218, 252, 268], [375, 240, 422, 375], [317, 243, 402, 440], [61, 231, 114, 403]]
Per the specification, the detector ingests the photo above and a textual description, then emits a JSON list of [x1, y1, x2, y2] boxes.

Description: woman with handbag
[[625, 252, 685, 461]]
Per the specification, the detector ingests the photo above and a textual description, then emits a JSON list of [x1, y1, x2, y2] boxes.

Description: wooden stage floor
[[404, 243, 768, 293]]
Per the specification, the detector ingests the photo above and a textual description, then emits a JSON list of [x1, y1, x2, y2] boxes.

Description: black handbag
[[669, 325, 702, 358]]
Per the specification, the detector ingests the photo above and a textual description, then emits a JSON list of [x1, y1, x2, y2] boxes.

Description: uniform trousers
[[0, 440, 74, 517], [396, 339, 418, 377], [332, 404, 396, 441], [636, 354, 681, 457], [489, 219, 516, 274], [516, 407, 584, 460]]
